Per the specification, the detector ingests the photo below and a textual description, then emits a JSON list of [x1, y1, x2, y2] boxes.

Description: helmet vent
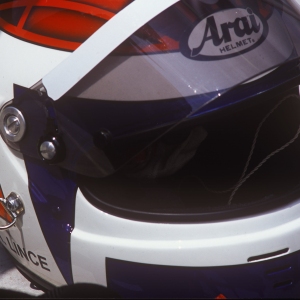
[[247, 248, 289, 263]]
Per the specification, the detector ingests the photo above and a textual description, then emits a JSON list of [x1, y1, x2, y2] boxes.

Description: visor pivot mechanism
[[0, 107, 26, 142], [31, 80, 47, 97]]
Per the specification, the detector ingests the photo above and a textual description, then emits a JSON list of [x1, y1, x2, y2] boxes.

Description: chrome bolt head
[[40, 141, 57, 160], [6, 192, 24, 216], [0, 107, 26, 142], [6, 115, 20, 135], [39, 136, 65, 163]]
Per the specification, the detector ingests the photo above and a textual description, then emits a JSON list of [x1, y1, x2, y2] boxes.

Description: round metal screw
[[40, 141, 57, 160], [5, 115, 20, 136], [0, 107, 26, 142]]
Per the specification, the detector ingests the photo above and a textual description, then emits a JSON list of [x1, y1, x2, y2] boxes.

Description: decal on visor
[[181, 7, 269, 60]]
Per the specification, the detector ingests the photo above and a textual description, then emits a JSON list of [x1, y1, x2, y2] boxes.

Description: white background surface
[[0, 243, 43, 296]]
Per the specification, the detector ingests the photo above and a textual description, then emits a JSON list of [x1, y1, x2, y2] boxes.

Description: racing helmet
[[1, 0, 300, 297], [1, 0, 300, 221]]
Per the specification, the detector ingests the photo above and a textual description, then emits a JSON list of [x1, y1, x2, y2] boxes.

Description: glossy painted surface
[[106, 251, 300, 298], [0, 31, 69, 105], [0, 138, 66, 286], [24, 156, 77, 284], [71, 189, 300, 281]]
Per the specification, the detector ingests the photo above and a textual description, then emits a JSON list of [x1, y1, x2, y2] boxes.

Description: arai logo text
[[185, 8, 268, 60]]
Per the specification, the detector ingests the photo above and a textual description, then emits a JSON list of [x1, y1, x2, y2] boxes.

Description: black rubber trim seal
[[80, 184, 300, 224]]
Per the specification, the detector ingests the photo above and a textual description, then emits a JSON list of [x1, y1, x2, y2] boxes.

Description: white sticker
[[187, 8, 267, 60]]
